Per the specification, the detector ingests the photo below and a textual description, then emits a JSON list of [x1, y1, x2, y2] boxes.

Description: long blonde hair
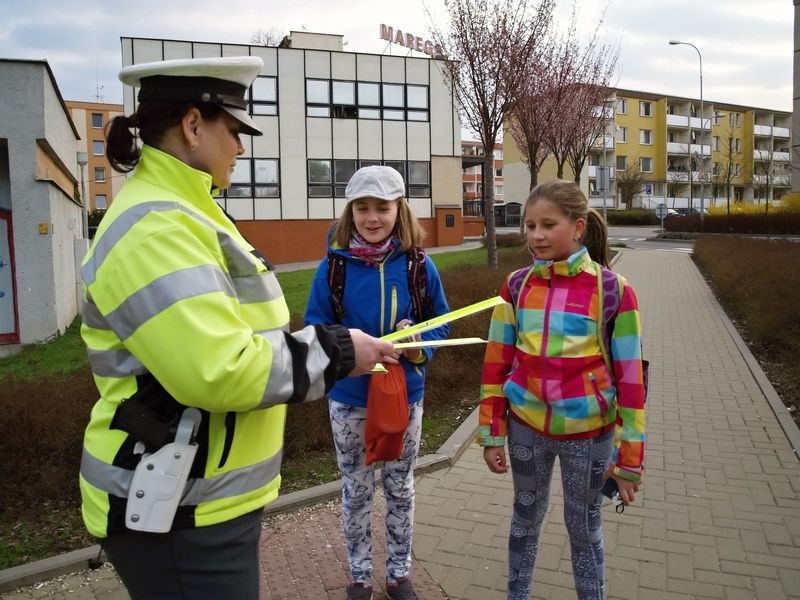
[[330, 197, 426, 252], [524, 179, 610, 266]]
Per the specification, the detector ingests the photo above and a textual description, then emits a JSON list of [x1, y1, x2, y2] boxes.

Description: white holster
[[125, 407, 202, 533]]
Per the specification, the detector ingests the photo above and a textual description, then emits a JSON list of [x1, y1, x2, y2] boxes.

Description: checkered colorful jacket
[[478, 248, 646, 482]]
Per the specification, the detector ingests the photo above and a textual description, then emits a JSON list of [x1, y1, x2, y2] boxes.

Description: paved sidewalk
[[3, 248, 800, 599]]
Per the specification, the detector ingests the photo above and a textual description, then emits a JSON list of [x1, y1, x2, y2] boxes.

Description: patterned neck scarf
[[349, 231, 395, 265]]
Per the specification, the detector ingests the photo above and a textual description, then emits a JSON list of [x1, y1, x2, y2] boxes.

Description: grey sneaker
[[386, 577, 419, 600], [346, 582, 373, 600]]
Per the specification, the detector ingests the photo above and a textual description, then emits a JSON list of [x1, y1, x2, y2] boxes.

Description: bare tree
[[251, 28, 284, 46], [536, 5, 618, 183], [667, 171, 687, 208], [430, 0, 555, 268], [616, 164, 647, 209], [506, 42, 559, 194]]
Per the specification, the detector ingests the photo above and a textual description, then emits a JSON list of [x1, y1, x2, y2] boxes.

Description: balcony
[[588, 165, 616, 179], [592, 134, 615, 150], [666, 142, 711, 157], [667, 113, 689, 127], [754, 124, 791, 139], [753, 174, 791, 187], [754, 150, 791, 162]]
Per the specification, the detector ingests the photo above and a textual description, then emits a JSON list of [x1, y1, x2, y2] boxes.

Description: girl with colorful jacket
[[305, 166, 450, 600], [478, 179, 646, 600]]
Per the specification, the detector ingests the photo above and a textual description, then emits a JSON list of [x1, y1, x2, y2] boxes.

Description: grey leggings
[[506, 417, 614, 600]]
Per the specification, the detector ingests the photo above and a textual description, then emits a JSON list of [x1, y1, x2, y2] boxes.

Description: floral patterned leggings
[[329, 399, 423, 586], [506, 417, 614, 600]]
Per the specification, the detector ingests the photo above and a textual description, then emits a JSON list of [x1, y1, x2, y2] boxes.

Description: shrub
[[606, 209, 659, 226]]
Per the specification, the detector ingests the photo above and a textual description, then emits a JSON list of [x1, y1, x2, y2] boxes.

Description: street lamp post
[[76, 152, 89, 239], [669, 39, 704, 227]]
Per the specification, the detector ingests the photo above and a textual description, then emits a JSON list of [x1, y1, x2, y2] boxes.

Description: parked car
[[674, 207, 708, 216]]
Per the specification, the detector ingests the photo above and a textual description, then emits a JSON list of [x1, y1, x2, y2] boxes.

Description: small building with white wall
[[0, 59, 85, 345]]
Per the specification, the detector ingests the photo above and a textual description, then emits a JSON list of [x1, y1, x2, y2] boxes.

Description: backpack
[[326, 246, 434, 324], [507, 262, 649, 400]]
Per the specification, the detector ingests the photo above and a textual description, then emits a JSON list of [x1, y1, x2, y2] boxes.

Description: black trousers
[[103, 508, 263, 599]]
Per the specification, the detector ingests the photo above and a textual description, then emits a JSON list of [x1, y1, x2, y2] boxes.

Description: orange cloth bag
[[365, 363, 409, 465]]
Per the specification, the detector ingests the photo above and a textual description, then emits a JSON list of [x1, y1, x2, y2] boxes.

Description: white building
[[121, 33, 465, 264]]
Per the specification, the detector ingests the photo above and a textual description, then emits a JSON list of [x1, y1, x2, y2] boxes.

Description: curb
[[0, 404, 479, 594]]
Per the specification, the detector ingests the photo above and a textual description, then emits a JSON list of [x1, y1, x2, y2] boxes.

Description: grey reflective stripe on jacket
[[80, 446, 282, 505]]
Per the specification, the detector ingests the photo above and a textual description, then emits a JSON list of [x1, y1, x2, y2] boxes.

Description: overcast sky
[[0, 0, 792, 114]]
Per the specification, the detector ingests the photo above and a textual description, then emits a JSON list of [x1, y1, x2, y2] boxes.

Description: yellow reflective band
[[392, 337, 487, 349], [380, 296, 504, 343]]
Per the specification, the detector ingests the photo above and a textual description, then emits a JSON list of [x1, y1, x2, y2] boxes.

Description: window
[[729, 113, 734, 127], [734, 138, 741, 153], [307, 79, 429, 121], [357, 82, 380, 119], [496, 168, 503, 177], [308, 159, 332, 197], [616, 155, 627, 170], [94, 167, 105, 183], [226, 158, 280, 198], [639, 101, 652, 117], [735, 113, 741, 127], [616, 127, 627, 143], [406, 85, 428, 121], [734, 163, 742, 176], [306, 79, 330, 117], [95, 194, 107, 209], [92, 140, 104, 155], [91, 113, 103, 129], [407, 161, 430, 197], [494, 148, 504, 160], [251, 76, 277, 116], [712, 162, 720, 175], [495, 185, 504, 197], [639, 129, 652, 145], [640, 157, 652, 172], [330, 81, 357, 119], [334, 160, 358, 197], [714, 136, 720, 151], [617, 99, 627, 114]]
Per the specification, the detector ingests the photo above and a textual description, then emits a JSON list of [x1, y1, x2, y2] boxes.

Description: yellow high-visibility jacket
[[79, 145, 353, 538]]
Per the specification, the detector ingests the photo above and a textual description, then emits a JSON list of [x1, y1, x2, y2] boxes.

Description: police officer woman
[[78, 56, 395, 599]]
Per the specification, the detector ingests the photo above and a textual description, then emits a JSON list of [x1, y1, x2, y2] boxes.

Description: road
[[607, 225, 693, 252]]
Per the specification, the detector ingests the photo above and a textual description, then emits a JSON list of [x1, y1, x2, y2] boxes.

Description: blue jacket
[[304, 236, 450, 407]]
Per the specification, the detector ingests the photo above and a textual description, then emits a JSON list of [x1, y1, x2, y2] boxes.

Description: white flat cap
[[119, 56, 264, 136], [345, 166, 406, 202]]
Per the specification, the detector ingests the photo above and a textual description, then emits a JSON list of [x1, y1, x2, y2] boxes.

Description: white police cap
[[119, 56, 264, 136]]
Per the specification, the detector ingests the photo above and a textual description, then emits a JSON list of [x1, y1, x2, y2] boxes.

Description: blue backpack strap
[[326, 251, 346, 322]]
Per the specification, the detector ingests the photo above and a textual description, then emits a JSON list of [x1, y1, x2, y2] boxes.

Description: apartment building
[[460, 140, 512, 223], [503, 87, 792, 210], [121, 33, 463, 264], [65, 101, 124, 213]]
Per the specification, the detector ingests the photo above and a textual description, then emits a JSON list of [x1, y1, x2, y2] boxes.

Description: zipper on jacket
[[379, 262, 386, 336], [218, 411, 236, 469], [390, 285, 398, 329], [588, 373, 609, 414]]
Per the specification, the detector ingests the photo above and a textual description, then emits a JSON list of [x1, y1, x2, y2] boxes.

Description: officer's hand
[[347, 329, 398, 376]]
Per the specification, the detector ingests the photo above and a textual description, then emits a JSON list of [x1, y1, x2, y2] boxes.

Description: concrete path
[[2, 247, 799, 599]]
